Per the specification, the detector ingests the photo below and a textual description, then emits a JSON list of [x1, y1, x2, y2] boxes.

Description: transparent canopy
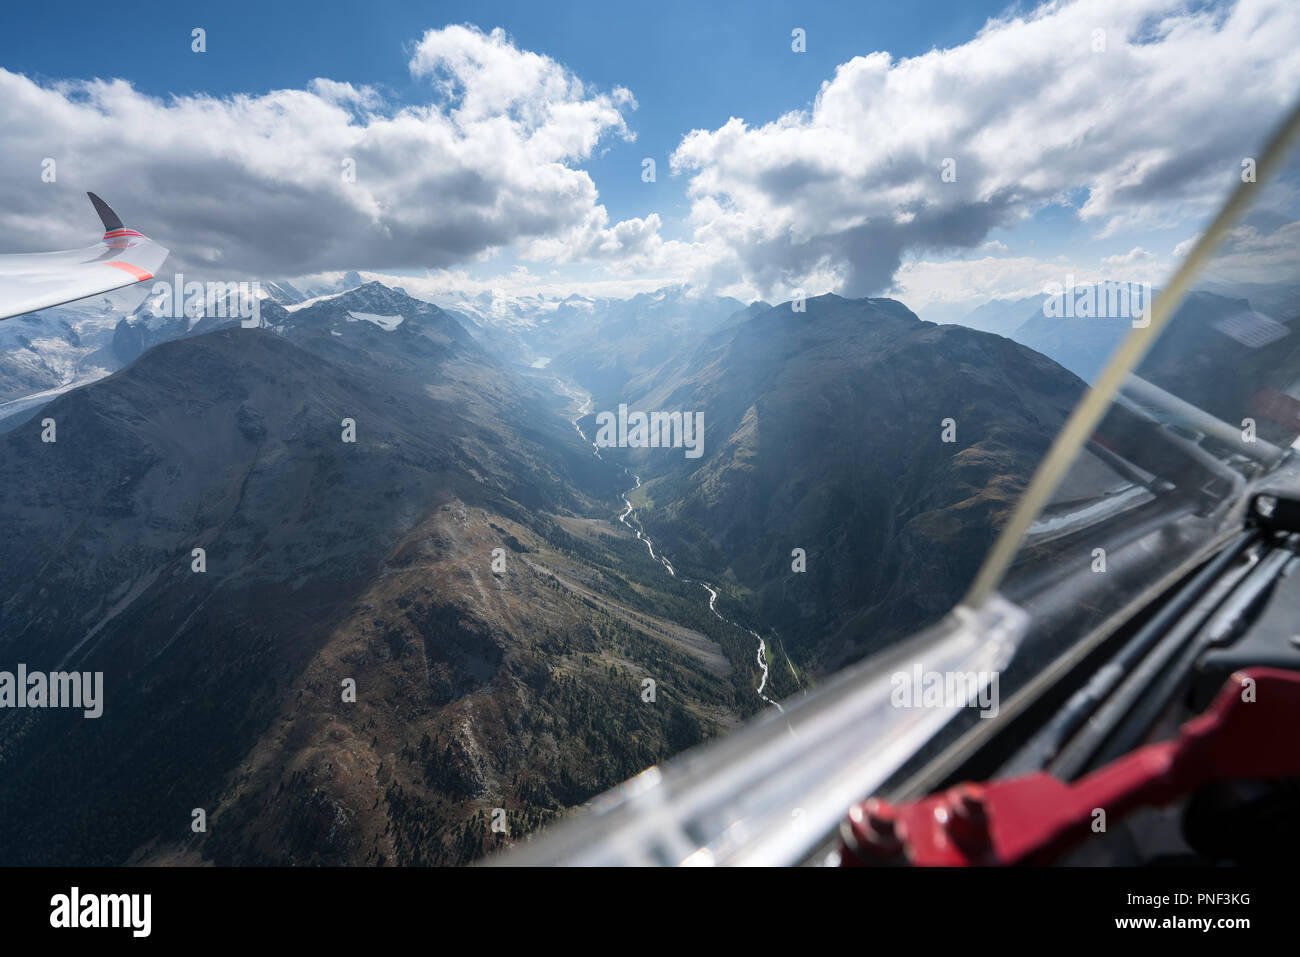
[[963, 100, 1300, 687]]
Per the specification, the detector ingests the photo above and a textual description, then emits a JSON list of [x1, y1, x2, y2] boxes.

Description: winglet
[[87, 192, 125, 233]]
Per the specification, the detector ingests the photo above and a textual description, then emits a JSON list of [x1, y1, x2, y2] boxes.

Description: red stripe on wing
[[104, 261, 154, 282]]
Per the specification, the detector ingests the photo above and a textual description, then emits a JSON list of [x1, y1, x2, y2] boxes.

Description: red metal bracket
[[840, 668, 1300, 866]]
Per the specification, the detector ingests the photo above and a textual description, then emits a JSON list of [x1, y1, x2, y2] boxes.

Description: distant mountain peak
[[765, 292, 920, 325]]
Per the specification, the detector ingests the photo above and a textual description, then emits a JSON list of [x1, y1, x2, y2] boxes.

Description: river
[[554, 377, 784, 712]]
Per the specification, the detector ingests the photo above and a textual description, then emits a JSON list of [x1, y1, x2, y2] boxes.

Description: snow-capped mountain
[[0, 291, 145, 425], [0, 272, 747, 427], [0, 283, 249, 426]]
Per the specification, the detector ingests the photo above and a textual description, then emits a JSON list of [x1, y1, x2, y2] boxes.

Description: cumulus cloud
[[5, 4, 1296, 306], [1100, 246, 1157, 267], [1178, 217, 1300, 283], [894, 249, 1172, 313], [669, 0, 1300, 300], [0, 25, 658, 279]]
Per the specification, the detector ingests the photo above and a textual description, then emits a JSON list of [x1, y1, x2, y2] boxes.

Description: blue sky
[[0, 0, 1296, 312], [0, 0, 1018, 227]]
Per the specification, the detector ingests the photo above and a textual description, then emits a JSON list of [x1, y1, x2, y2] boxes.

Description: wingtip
[[87, 192, 125, 233]]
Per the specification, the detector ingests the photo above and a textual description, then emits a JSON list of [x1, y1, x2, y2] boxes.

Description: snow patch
[[285, 290, 349, 312], [346, 311, 403, 331]]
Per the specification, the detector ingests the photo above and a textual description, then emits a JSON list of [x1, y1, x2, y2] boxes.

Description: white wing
[[0, 192, 169, 322]]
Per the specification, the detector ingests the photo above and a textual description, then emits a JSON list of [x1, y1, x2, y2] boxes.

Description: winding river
[[554, 377, 783, 712]]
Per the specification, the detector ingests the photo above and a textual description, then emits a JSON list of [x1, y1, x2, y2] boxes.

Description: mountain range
[[571, 294, 1086, 669], [0, 282, 746, 864], [15, 272, 1270, 865]]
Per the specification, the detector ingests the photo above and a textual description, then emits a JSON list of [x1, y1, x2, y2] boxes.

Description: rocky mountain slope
[[0, 284, 749, 865], [579, 294, 1088, 670], [0, 281, 1118, 865]]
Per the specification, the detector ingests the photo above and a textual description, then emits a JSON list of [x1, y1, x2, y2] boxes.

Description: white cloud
[[668, 0, 1300, 300], [0, 25, 660, 280], [894, 249, 1171, 312], [1100, 246, 1157, 267], [5, 4, 1295, 308], [1183, 218, 1300, 283]]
